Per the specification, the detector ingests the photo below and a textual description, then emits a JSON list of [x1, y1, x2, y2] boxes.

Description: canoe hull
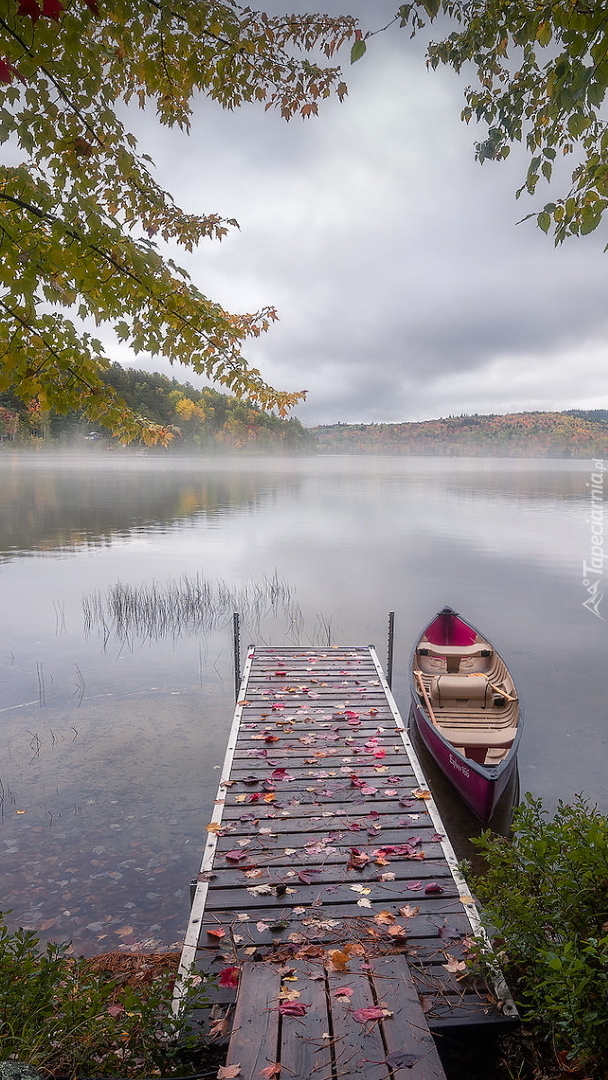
[[410, 697, 518, 822], [409, 608, 522, 824]]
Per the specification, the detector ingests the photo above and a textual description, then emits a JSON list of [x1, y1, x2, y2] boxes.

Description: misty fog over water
[[0, 451, 605, 954]]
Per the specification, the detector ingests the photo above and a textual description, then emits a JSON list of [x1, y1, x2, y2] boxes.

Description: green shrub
[[470, 794, 608, 1074], [0, 915, 211, 1077]]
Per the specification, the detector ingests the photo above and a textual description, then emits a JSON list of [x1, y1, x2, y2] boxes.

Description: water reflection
[[0, 453, 605, 955]]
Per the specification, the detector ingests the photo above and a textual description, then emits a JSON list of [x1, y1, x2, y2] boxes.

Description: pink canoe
[[410, 607, 523, 823]]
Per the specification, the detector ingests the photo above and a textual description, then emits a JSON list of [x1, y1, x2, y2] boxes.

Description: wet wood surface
[[176, 646, 517, 1072]]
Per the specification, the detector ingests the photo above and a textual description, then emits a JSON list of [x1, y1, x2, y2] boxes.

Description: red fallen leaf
[[218, 966, 240, 988], [333, 986, 354, 999], [17, 0, 41, 19], [271, 768, 294, 781], [430, 833, 444, 842], [347, 848, 370, 870], [425, 882, 444, 894], [206, 927, 226, 939], [298, 869, 320, 884], [259, 1064, 281, 1078], [352, 1006, 388, 1023], [278, 1000, 309, 1016], [224, 850, 249, 861]]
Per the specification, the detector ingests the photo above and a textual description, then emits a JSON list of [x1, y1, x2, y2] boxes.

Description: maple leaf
[[347, 847, 370, 870], [398, 904, 420, 918], [217, 1067, 241, 1079], [17, 0, 41, 20], [352, 1006, 389, 1023], [41, 0, 64, 19], [374, 910, 396, 925], [278, 1001, 309, 1016], [333, 986, 354, 999], [425, 882, 444, 894], [218, 966, 240, 988], [327, 949, 350, 972], [0, 59, 25, 84], [206, 928, 226, 940], [412, 788, 432, 800], [259, 1065, 281, 1078], [443, 955, 467, 974]]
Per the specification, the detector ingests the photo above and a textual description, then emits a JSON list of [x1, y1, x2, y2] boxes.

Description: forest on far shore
[[1, 363, 607, 457]]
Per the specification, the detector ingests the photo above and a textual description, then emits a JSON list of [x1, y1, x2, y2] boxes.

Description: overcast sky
[[116, 1, 608, 426]]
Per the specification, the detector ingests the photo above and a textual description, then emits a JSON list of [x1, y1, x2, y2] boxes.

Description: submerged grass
[[82, 571, 303, 644]]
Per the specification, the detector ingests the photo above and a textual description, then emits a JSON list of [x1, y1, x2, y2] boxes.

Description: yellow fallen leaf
[[206, 822, 222, 833], [412, 788, 432, 800]]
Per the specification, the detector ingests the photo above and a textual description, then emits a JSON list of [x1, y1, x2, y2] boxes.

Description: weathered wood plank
[[368, 954, 447, 1079], [176, 644, 518, 1052], [223, 963, 280, 1077]]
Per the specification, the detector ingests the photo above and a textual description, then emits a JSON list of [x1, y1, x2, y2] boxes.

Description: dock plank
[[175, 645, 517, 1070]]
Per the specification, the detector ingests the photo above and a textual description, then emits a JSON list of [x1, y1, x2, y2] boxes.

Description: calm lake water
[[0, 451, 606, 955]]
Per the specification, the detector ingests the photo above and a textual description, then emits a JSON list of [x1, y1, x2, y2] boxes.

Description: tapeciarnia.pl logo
[[582, 460, 605, 620]]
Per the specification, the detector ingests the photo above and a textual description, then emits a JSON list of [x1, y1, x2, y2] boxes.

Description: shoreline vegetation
[[1, 363, 607, 458], [2, 796, 606, 1080]]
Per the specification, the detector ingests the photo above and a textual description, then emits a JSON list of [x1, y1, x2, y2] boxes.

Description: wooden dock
[[175, 646, 517, 1077]]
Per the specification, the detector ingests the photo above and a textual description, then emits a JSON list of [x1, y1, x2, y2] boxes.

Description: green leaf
[[537, 211, 551, 233], [350, 38, 367, 64]]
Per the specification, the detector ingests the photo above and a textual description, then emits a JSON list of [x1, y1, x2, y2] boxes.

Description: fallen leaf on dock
[[217, 1066, 241, 1079], [218, 966, 240, 988], [352, 1006, 391, 1023], [259, 1064, 281, 1078], [278, 1000, 309, 1016], [425, 882, 444, 894], [443, 955, 467, 974]]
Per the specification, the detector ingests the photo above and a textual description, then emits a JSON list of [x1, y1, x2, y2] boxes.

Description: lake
[[0, 451, 605, 955]]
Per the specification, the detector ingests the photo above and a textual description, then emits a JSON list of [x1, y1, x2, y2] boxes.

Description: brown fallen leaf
[[218, 1066, 241, 1079], [443, 955, 467, 974], [327, 949, 350, 972]]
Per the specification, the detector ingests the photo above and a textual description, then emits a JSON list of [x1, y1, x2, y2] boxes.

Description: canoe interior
[[414, 611, 520, 769]]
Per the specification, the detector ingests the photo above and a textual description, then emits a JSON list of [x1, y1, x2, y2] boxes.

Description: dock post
[[233, 611, 241, 701], [387, 610, 395, 687]]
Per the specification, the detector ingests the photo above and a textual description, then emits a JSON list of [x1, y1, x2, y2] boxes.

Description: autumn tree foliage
[[0, 0, 355, 442], [391, 1, 608, 244]]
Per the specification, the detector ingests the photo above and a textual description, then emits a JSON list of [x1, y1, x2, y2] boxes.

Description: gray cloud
[[116, 3, 608, 424]]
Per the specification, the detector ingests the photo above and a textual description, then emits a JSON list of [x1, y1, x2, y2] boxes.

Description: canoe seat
[[419, 642, 492, 673], [431, 673, 490, 707], [437, 725, 518, 748]]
